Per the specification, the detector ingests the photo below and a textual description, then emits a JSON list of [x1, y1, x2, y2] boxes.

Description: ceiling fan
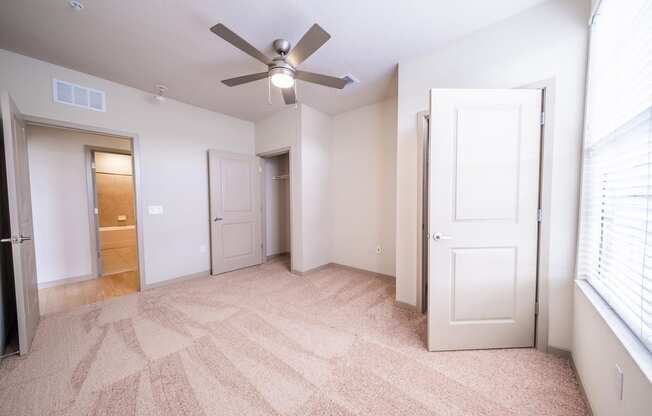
[[210, 23, 350, 105]]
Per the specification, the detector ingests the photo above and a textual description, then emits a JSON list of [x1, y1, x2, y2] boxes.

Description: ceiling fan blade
[[281, 87, 296, 105], [210, 23, 272, 65], [286, 24, 330, 67], [221, 72, 269, 87], [295, 70, 347, 89]]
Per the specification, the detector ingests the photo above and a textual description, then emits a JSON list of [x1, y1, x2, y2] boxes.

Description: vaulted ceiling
[[0, 0, 548, 120]]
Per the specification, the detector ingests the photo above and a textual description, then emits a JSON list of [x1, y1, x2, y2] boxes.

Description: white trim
[[24, 115, 146, 292], [576, 280, 652, 383]]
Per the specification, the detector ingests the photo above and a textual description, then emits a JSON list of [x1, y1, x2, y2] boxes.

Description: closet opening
[[260, 152, 291, 271]]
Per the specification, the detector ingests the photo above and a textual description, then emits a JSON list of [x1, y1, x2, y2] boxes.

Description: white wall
[[26, 125, 130, 284], [395, 0, 589, 349], [573, 283, 652, 415], [299, 105, 332, 271], [331, 98, 397, 276], [264, 154, 290, 256], [0, 49, 254, 286]]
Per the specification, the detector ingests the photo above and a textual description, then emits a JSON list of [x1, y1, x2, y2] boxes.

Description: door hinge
[[534, 301, 540, 316], [91, 162, 96, 169], [537, 208, 543, 223], [540, 112, 545, 126]]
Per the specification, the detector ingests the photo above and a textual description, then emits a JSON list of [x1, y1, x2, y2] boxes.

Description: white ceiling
[[0, 0, 548, 121]]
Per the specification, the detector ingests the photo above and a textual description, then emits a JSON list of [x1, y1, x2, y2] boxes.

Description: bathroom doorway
[[89, 149, 139, 290], [26, 124, 142, 315]]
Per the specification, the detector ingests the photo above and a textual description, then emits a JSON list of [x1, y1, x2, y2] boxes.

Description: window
[[577, 0, 652, 352]]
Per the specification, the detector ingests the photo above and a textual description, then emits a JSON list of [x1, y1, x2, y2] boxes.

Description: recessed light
[[69, 1, 84, 10]]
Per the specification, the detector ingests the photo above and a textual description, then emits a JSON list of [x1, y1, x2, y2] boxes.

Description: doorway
[[26, 125, 140, 315], [90, 149, 139, 288], [261, 152, 291, 270]]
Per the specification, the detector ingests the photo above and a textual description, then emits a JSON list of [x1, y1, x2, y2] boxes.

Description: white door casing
[[209, 150, 262, 275], [1, 92, 39, 355], [427, 89, 542, 351]]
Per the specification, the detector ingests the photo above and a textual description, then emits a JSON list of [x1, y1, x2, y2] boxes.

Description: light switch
[[148, 205, 163, 215]]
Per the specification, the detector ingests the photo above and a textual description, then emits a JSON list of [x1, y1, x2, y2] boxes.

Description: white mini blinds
[[577, 0, 652, 352]]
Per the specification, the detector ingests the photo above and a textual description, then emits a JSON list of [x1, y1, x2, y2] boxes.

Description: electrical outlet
[[376, 245, 382, 254], [615, 365, 624, 401]]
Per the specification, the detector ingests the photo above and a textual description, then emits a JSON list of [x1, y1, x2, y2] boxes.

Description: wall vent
[[53, 79, 106, 112]]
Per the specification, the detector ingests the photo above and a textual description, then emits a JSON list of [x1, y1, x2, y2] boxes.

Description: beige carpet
[[0, 258, 588, 415]]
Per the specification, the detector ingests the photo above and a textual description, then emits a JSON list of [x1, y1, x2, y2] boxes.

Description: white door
[[208, 150, 262, 275], [1, 92, 39, 355], [427, 89, 542, 351]]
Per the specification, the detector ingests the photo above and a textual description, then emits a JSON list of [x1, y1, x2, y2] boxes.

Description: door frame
[[418, 80, 556, 352], [257, 147, 294, 272], [24, 115, 146, 291], [84, 145, 135, 280]]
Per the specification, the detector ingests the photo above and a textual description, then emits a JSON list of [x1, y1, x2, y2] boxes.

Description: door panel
[[427, 89, 541, 351], [1, 92, 39, 355], [209, 150, 261, 275]]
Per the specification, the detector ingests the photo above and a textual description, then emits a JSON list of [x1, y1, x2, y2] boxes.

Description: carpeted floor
[[0, 258, 589, 415]]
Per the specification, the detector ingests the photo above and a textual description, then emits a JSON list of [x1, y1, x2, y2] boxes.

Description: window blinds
[[577, 0, 652, 352]]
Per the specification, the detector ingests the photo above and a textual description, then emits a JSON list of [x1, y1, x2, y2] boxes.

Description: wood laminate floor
[[38, 270, 139, 315]]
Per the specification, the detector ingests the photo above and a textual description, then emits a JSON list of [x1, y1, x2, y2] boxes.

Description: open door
[[208, 150, 262, 275], [427, 89, 542, 351], [1, 93, 39, 355]]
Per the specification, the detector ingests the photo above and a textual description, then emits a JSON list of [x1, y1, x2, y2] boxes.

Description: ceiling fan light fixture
[[270, 68, 295, 89]]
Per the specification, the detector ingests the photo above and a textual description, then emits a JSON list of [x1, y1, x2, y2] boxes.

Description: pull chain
[[267, 76, 272, 105]]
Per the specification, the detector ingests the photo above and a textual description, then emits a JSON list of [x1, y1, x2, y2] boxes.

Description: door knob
[[433, 232, 452, 241], [214, 217, 223, 222], [1, 235, 31, 244]]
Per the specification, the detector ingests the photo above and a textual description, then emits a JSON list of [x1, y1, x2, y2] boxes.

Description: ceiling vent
[[53, 79, 106, 112]]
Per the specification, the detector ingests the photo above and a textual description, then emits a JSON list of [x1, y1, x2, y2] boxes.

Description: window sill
[[575, 279, 652, 384]]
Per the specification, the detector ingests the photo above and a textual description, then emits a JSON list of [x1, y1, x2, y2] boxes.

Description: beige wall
[[1, 49, 255, 285], [299, 105, 332, 271], [27, 125, 131, 284], [331, 98, 397, 276], [96, 153, 135, 227], [396, 0, 590, 350]]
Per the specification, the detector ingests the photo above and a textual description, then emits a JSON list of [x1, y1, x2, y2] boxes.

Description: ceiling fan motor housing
[[273, 39, 291, 56]]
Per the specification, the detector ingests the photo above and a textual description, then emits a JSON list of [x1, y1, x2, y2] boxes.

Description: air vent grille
[[53, 79, 106, 112]]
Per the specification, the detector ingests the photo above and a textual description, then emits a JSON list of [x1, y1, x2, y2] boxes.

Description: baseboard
[[569, 352, 594, 416], [395, 300, 417, 312], [547, 346, 571, 358], [547, 347, 593, 416], [266, 252, 289, 262], [37, 273, 96, 289], [329, 263, 395, 281], [290, 263, 331, 276], [141, 270, 210, 290], [290, 262, 395, 280]]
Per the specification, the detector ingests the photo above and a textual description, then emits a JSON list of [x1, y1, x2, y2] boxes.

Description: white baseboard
[[141, 270, 210, 290], [37, 273, 96, 289]]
